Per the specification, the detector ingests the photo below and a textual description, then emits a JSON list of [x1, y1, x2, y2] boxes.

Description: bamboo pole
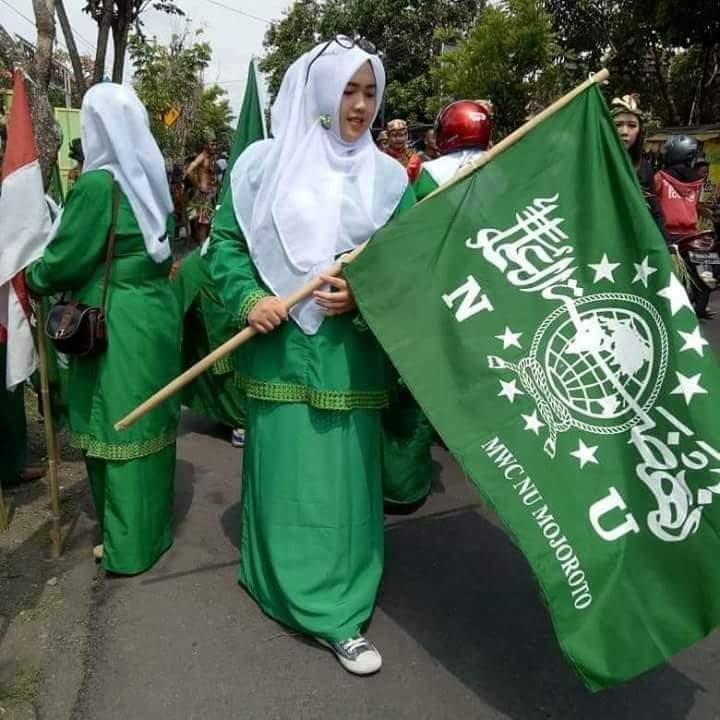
[[114, 242, 368, 431], [116, 69, 611, 433], [35, 302, 62, 558], [421, 68, 610, 203]]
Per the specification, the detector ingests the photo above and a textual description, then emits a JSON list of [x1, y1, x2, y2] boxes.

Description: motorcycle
[[673, 222, 720, 318]]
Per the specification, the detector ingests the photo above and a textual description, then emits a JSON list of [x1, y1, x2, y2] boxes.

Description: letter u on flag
[[0, 70, 52, 389], [345, 83, 720, 691]]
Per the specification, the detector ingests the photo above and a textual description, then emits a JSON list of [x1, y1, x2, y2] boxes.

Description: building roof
[[648, 123, 720, 143]]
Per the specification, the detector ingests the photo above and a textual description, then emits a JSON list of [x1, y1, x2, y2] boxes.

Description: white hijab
[[81, 83, 173, 264], [424, 149, 486, 187], [230, 40, 408, 334]]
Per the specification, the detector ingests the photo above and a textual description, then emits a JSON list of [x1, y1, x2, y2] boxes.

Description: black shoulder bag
[[45, 179, 120, 357]]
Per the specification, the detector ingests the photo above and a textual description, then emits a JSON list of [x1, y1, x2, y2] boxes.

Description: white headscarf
[[230, 39, 408, 334], [424, 149, 486, 187], [81, 83, 173, 264]]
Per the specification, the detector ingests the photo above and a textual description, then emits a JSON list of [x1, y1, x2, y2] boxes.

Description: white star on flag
[[495, 326, 523, 349], [521, 410, 545, 435], [498, 379, 524, 403], [657, 274, 693, 316], [670, 371, 708, 405], [570, 439, 599, 469], [631, 256, 657, 288], [677, 327, 709, 357], [588, 253, 621, 283]]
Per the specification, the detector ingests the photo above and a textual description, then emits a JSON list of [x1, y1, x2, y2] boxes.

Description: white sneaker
[[317, 635, 382, 675]]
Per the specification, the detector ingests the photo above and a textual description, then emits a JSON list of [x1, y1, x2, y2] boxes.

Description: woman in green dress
[[208, 37, 413, 675], [26, 84, 181, 575]]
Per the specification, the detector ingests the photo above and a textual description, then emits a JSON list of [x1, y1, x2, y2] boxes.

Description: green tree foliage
[[128, 31, 232, 163], [0, 55, 12, 91], [433, 0, 720, 136], [545, 0, 720, 126], [193, 84, 234, 151], [431, 0, 567, 137], [260, 0, 483, 124]]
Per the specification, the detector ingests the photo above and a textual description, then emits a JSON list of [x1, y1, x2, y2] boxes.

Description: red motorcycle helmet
[[435, 100, 492, 154]]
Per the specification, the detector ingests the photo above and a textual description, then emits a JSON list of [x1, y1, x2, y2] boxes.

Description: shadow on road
[[177, 410, 232, 442], [220, 500, 241, 551], [379, 507, 700, 720], [173, 458, 196, 533]]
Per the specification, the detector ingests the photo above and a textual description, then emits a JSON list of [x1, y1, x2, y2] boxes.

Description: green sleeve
[[206, 196, 269, 327], [26, 170, 112, 295], [412, 168, 439, 202]]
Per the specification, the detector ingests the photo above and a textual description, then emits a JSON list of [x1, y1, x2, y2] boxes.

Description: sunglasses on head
[[305, 35, 378, 85]]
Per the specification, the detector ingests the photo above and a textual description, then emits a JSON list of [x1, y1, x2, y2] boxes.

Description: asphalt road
[[71, 299, 720, 720]]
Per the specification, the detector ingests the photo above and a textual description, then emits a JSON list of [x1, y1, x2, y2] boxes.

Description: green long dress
[[173, 247, 246, 428], [26, 170, 181, 575], [208, 186, 420, 641]]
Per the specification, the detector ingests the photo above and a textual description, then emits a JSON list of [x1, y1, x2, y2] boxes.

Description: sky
[[0, 0, 292, 114]]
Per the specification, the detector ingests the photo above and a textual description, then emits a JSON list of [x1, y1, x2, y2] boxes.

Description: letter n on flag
[[0, 69, 52, 389]]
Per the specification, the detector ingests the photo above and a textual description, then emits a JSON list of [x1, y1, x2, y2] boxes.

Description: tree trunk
[[30, 90, 62, 189], [93, 0, 114, 84], [56, 0, 87, 103], [0, 29, 62, 189], [29, 0, 62, 187], [111, 13, 131, 83], [686, 49, 709, 126], [650, 44, 681, 126], [31, 0, 55, 91]]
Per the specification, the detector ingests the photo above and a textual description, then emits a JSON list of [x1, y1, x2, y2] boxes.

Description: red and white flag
[[0, 69, 52, 390]]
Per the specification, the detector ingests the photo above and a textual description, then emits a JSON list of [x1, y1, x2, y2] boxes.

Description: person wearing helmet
[[654, 133, 704, 240], [385, 118, 423, 182], [610, 95, 667, 239], [413, 99, 492, 201]]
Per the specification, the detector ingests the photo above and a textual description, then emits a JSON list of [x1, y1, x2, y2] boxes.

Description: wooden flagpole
[[114, 243, 367, 431], [35, 302, 63, 558], [115, 69, 611, 433]]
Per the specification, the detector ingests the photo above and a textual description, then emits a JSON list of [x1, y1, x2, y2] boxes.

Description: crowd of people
[[1, 35, 718, 677]]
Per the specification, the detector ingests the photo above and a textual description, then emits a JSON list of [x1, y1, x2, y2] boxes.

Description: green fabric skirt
[[239, 399, 384, 641], [85, 443, 176, 575], [382, 388, 434, 505], [181, 299, 246, 428]]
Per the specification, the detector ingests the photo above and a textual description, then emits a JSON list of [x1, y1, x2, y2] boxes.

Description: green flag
[[219, 58, 267, 204], [346, 84, 720, 691]]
